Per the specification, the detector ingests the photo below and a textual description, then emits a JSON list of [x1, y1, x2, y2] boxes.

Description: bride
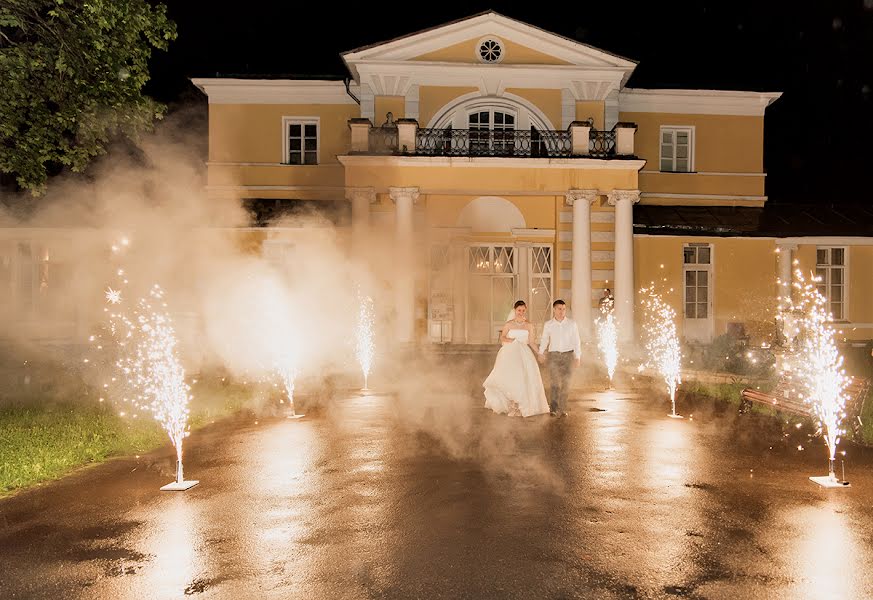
[[483, 300, 550, 417]]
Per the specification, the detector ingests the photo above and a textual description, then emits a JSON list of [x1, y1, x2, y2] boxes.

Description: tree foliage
[[0, 0, 177, 194]]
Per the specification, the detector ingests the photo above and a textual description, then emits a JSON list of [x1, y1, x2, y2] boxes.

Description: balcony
[[349, 118, 637, 159]]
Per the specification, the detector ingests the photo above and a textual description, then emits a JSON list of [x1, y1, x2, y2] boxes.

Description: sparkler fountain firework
[[356, 292, 375, 392], [596, 295, 618, 389], [639, 285, 683, 418], [777, 268, 850, 487], [104, 282, 199, 491], [278, 359, 304, 419]]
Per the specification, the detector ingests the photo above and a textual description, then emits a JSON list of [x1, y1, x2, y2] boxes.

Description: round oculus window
[[477, 38, 503, 63]]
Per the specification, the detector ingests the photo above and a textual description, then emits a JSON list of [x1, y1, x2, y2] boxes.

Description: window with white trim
[[816, 247, 846, 320], [660, 126, 694, 172], [468, 109, 515, 154], [683, 243, 711, 319], [283, 118, 318, 165]]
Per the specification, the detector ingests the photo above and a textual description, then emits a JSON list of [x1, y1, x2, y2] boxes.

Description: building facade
[[4, 12, 871, 352], [194, 11, 793, 346]]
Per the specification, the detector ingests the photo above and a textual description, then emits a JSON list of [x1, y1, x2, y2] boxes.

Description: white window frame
[[465, 243, 518, 343], [282, 116, 320, 165], [659, 125, 695, 173], [428, 244, 454, 343], [815, 246, 848, 321], [466, 108, 517, 131], [527, 244, 554, 338], [682, 243, 712, 320]]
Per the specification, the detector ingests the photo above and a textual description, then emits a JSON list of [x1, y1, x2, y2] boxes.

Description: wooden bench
[[741, 376, 870, 433]]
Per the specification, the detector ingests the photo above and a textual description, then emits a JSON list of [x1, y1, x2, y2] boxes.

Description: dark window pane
[[698, 247, 711, 264], [832, 248, 844, 265], [304, 124, 317, 136], [289, 124, 301, 137], [697, 302, 708, 318], [684, 248, 695, 264], [289, 153, 301, 165], [686, 303, 696, 318], [304, 151, 317, 165], [304, 138, 317, 151]]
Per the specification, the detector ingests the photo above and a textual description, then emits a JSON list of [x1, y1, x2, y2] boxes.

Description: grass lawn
[[0, 378, 254, 497]]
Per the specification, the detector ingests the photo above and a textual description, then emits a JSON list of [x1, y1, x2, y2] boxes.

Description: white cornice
[[337, 155, 646, 170], [619, 88, 782, 116], [635, 234, 873, 246], [779, 236, 873, 246], [639, 170, 766, 177], [341, 12, 637, 82], [191, 78, 359, 105], [640, 192, 768, 201], [355, 61, 625, 98], [511, 228, 555, 239]]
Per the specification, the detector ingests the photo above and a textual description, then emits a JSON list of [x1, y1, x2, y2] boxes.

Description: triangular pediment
[[342, 11, 637, 77]]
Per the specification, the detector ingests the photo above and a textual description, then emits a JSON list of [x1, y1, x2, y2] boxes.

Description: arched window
[[426, 94, 559, 157], [429, 96, 551, 132]]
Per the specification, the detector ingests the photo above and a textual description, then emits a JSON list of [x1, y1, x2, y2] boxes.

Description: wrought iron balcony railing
[[415, 128, 573, 158], [588, 129, 616, 158], [348, 119, 637, 158], [368, 125, 398, 155]]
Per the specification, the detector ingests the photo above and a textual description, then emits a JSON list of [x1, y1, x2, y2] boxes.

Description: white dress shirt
[[538, 317, 582, 359]]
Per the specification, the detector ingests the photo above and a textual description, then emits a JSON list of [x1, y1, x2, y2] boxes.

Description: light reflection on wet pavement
[[2, 386, 873, 599]]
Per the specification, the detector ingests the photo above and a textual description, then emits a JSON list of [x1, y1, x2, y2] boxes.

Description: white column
[[607, 189, 641, 342], [360, 83, 374, 122], [776, 242, 796, 298], [561, 88, 575, 129], [346, 187, 376, 255], [566, 189, 598, 340], [451, 244, 466, 344], [404, 84, 420, 122], [604, 88, 620, 130], [390, 186, 419, 344]]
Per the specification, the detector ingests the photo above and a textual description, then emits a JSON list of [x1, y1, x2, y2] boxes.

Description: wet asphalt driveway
[[2, 382, 873, 599]]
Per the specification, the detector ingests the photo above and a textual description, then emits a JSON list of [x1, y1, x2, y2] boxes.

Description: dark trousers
[[547, 351, 574, 413]]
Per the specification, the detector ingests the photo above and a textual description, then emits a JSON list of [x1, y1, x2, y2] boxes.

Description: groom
[[538, 299, 581, 417]]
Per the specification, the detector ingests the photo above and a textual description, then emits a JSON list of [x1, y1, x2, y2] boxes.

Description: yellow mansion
[[3, 12, 870, 352], [190, 11, 873, 348]]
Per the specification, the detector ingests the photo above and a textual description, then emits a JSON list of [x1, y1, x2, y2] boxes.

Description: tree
[[0, 0, 177, 194]]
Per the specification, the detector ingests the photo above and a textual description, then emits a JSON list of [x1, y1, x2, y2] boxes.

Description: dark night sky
[[147, 1, 873, 205]]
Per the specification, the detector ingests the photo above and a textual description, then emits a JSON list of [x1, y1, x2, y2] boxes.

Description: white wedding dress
[[483, 328, 550, 417]]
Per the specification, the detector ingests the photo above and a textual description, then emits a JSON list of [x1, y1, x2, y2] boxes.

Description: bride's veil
[[505, 308, 516, 322]]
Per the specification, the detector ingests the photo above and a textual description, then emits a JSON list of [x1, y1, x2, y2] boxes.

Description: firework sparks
[[596, 304, 618, 387], [640, 285, 682, 417], [777, 269, 849, 483], [276, 359, 302, 417], [103, 283, 197, 490], [356, 292, 375, 390], [105, 287, 122, 304]]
